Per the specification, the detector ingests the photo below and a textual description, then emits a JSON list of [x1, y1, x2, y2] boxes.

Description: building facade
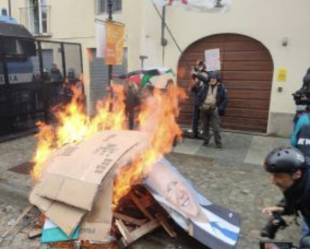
[[1, 0, 310, 137]]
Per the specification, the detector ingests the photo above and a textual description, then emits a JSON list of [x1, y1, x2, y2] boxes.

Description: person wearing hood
[[196, 70, 228, 149]]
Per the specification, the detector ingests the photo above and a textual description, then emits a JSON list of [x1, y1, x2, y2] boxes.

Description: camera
[[292, 90, 307, 102], [261, 213, 288, 239], [260, 241, 295, 249]]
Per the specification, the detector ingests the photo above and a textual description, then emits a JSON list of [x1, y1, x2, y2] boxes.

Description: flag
[[105, 22, 125, 65], [95, 22, 106, 58], [117, 67, 175, 89], [152, 0, 232, 13]]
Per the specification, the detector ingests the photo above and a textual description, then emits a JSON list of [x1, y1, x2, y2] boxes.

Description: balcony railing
[[19, 5, 51, 37]]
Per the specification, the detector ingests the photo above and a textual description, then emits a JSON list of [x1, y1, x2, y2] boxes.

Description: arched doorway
[[177, 34, 274, 133]]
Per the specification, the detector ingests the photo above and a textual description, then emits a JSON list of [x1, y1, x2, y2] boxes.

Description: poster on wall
[[205, 48, 221, 71], [277, 68, 287, 82]]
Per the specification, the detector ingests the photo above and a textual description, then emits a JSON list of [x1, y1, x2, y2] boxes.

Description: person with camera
[[190, 60, 209, 139], [262, 147, 310, 249], [299, 68, 310, 93], [291, 68, 310, 160], [292, 68, 310, 125], [196, 70, 228, 149]]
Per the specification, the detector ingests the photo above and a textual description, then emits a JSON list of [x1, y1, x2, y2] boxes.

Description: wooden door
[[177, 34, 273, 133]]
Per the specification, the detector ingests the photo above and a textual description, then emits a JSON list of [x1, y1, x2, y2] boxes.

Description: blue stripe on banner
[[210, 222, 238, 242]]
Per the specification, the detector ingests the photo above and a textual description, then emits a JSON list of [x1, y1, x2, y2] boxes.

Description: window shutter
[[115, 0, 122, 12], [96, 0, 106, 14], [96, 0, 122, 14]]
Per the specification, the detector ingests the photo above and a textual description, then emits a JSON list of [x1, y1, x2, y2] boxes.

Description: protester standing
[[124, 81, 139, 130], [190, 60, 209, 139], [197, 71, 228, 149]]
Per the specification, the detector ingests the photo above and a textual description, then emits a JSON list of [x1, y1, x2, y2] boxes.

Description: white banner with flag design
[[152, 0, 231, 13], [96, 22, 106, 58]]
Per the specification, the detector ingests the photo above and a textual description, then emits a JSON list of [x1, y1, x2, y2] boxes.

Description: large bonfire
[[31, 80, 186, 205]]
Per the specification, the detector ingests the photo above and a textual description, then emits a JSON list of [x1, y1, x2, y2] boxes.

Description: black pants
[[192, 105, 201, 136], [126, 107, 135, 130], [202, 108, 222, 146]]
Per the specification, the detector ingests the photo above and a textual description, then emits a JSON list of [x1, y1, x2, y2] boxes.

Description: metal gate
[[0, 40, 83, 137]]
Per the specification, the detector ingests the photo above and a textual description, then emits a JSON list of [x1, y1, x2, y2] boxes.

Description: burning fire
[[31, 80, 186, 203], [114, 85, 186, 204]]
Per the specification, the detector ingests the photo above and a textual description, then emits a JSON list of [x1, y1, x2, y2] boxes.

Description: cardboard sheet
[[79, 174, 113, 241], [30, 130, 149, 236], [38, 130, 147, 210]]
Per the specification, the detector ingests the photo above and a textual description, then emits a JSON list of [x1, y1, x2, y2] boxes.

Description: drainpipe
[[8, 0, 12, 17], [161, 6, 168, 65], [107, 0, 113, 87], [107, 0, 114, 111]]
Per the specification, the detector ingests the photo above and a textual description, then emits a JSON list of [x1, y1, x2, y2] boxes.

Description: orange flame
[[31, 80, 187, 205], [31, 83, 127, 180], [113, 84, 186, 204]]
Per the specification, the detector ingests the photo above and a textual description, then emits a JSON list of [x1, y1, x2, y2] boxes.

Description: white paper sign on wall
[[205, 49, 221, 71]]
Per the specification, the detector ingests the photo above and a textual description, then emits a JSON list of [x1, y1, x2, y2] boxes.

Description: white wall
[[136, 0, 310, 117], [2, 0, 310, 135]]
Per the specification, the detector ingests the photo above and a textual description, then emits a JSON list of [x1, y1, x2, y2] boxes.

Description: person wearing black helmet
[[262, 147, 310, 248]]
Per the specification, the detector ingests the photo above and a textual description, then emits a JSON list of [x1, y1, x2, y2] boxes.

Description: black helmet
[[264, 147, 306, 173]]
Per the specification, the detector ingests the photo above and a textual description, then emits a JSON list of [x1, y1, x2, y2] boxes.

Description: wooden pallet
[[114, 186, 176, 248]]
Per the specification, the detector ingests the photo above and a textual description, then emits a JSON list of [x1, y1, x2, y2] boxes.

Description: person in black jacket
[[293, 68, 310, 108], [124, 80, 139, 130], [197, 71, 228, 148], [262, 147, 310, 249], [190, 60, 209, 138]]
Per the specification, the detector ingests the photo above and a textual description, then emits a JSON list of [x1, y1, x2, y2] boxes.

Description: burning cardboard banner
[[30, 130, 149, 239], [105, 21, 125, 65], [152, 0, 232, 13], [144, 157, 241, 249], [30, 129, 241, 247]]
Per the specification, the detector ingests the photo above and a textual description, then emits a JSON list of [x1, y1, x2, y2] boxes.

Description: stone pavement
[[0, 131, 300, 249]]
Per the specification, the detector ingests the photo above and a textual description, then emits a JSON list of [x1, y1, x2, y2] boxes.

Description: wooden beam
[[113, 212, 147, 226], [155, 213, 177, 238], [115, 219, 132, 243], [28, 227, 42, 239], [128, 219, 160, 242], [129, 193, 154, 220], [116, 219, 160, 245], [1, 205, 33, 238]]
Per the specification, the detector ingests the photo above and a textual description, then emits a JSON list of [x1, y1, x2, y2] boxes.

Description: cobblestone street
[[0, 132, 300, 249]]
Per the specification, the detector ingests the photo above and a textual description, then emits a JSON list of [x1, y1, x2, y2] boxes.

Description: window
[[28, 0, 50, 35], [96, 0, 122, 15]]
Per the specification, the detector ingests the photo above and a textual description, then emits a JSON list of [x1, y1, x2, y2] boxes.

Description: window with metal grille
[[96, 0, 122, 14]]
